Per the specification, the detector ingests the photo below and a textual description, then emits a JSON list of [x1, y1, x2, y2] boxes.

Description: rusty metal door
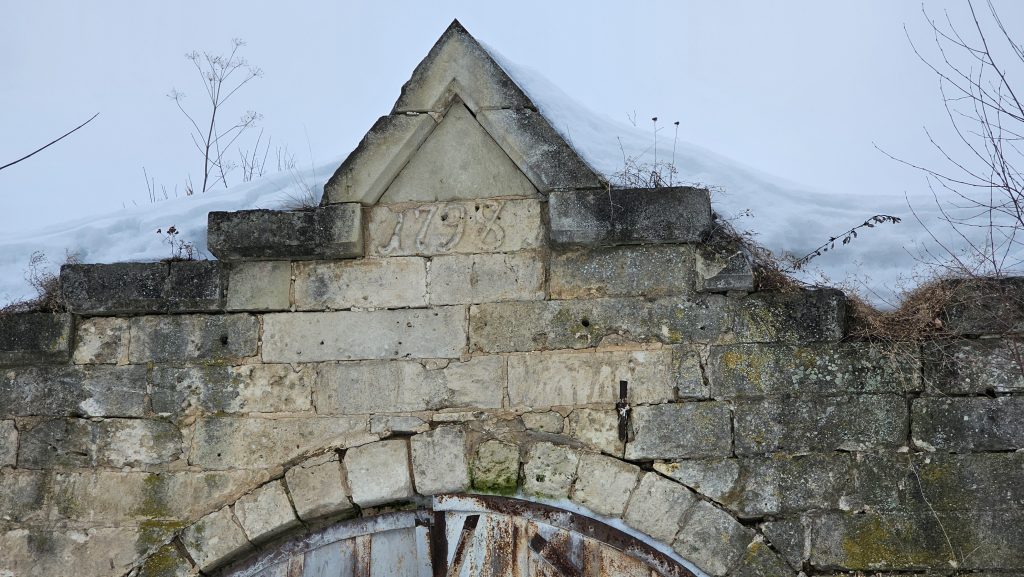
[[218, 495, 694, 577]]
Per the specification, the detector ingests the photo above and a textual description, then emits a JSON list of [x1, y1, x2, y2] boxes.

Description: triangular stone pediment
[[380, 99, 538, 203], [323, 20, 605, 205]]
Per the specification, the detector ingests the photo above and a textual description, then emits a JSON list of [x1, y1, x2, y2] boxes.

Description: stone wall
[[1, 185, 1022, 577], [4, 20, 1024, 577]]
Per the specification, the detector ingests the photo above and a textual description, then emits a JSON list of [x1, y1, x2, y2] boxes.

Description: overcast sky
[[2, 0, 1022, 236]]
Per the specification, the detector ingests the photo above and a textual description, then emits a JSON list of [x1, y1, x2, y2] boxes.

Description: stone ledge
[[61, 261, 225, 314], [0, 312, 72, 365], [940, 276, 1024, 335], [207, 203, 362, 261], [548, 187, 712, 246]]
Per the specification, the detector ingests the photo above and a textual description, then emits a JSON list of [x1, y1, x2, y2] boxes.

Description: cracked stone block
[[570, 452, 640, 517], [181, 505, 253, 571], [623, 472, 697, 545], [672, 500, 754, 577], [233, 480, 301, 543], [285, 453, 354, 523]]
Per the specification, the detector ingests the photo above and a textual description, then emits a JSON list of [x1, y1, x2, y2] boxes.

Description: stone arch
[[127, 434, 793, 577]]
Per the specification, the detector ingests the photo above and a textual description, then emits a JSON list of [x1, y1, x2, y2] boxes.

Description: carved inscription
[[367, 199, 541, 257]]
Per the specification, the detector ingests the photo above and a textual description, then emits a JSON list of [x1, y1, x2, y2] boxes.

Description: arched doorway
[[216, 495, 696, 577]]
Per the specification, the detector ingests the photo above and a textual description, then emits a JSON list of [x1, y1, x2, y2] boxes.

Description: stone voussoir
[[410, 425, 470, 495], [208, 203, 363, 261], [344, 439, 415, 507]]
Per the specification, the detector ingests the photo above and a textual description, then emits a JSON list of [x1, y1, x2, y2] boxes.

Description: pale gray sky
[[2, 1, 1021, 234]]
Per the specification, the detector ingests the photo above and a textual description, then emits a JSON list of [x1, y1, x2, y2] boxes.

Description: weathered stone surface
[[734, 395, 908, 455], [470, 295, 730, 353], [182, 505, 253, 571], [24, 469, 265, 525], [922, 338, 1024, 394], [624, 402, 732, 460], [153, 364, 314, 417], [471, 439, 519, 494], [0, 420, 15, 467], [293, 257, 427, 310], [570, 452, 640, 517], [731, 538, 796, 577], [136, 543, 194, 577], [369, 415, 430, 435], [696, 245, 755, 293], [549, 187, 711, 246], [673, 345, 707, 398], [208, 203, 363, 261], [0, 312, 71, 365], [672, 500, 754, 577], [508, 349, 674, 408], [233, 480, 300, 543], [567, 408, 622, 456], [658, 454, 854, 518], [226, 261, 291, 311], [367, 199, 543, 258], [476, 108, 604, 192], [521, 411, 563, 434], [623, 472, 696, 544], [759, 518, 806, 571], [72, 317, 128, 364], [549, 245, 696, 299], [0, 364, 147, 417], [710, 342, 919, 398], [523, 441, 579, 499], [61, 261, 225, 314], [315, 356, 503, 414], [849, 452, 1024, 512], [344, 440, 414, 506], [912, 396, 1024, 451], [810, 511, 1024, 571], [18, 418, 181, 469], [392, 20, 536, 113], [129, 314, 258, 363], [285, 453, 353, 523], [940, 277, 1024, 335], [189, 416, 369, 470], [411, 425, 469, 495], [0, 471, 43, 523], [730, 288, 847, 343], [262, 307, 466, 362], [0, 526, 144, 577], [428, 251, 545, 305], [381, 101, 539, 203]]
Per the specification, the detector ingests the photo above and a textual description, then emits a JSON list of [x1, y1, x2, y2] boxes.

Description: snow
[[0, 162, 336, 305], [0, 48, 1010, 307]]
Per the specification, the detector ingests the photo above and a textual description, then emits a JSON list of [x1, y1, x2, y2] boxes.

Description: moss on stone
[[137, 543, 189, 577]]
